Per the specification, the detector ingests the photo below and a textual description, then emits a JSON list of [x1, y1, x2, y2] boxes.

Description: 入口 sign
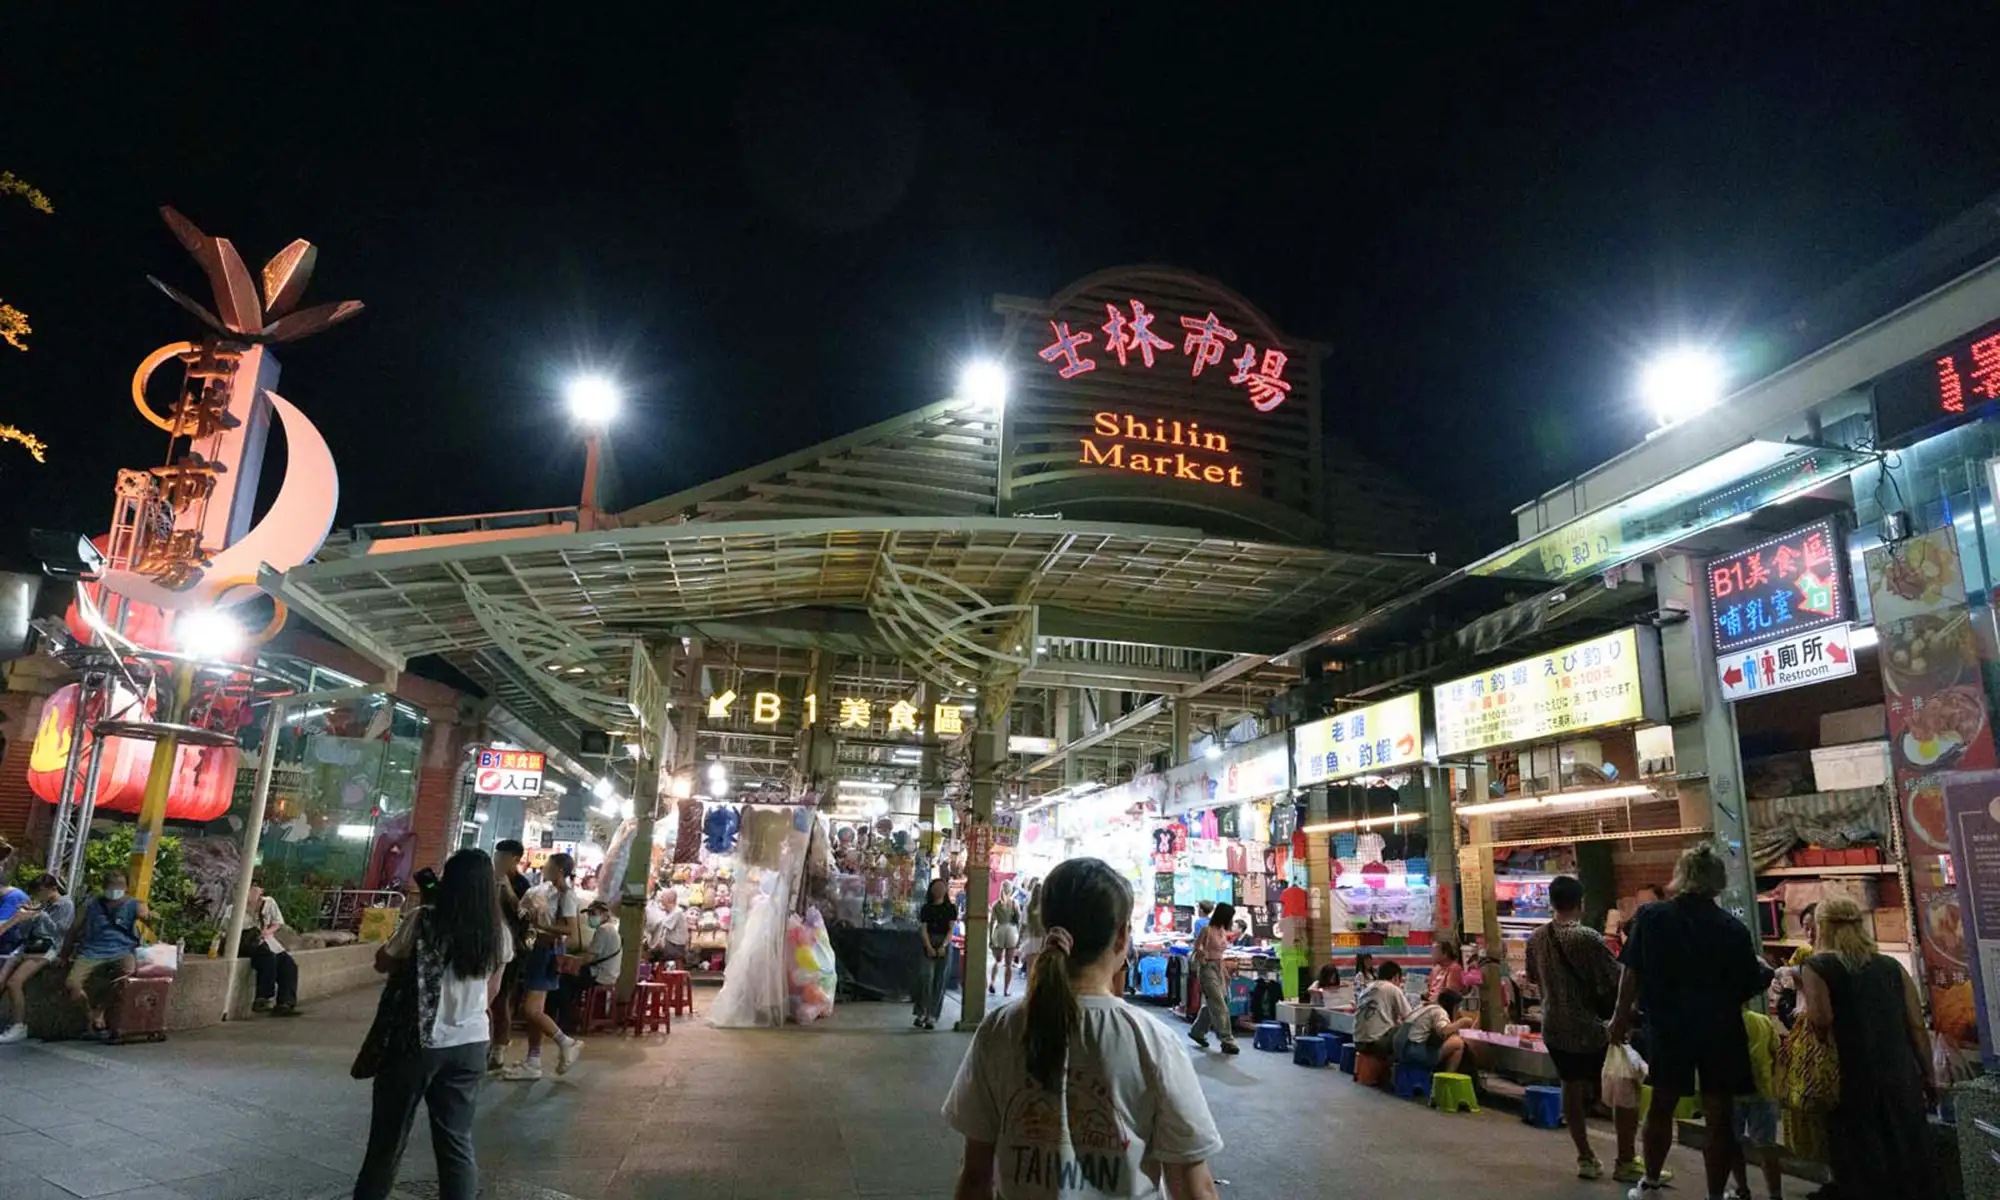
[[1292, 692, 1424, 784], [1432, 627, 1662, 757], [1716, 622, 1856, 702], [475, 749, 545, 797]]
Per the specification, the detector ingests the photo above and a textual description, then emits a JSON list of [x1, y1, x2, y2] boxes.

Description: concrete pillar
[[1465, 812, 1505, 1030], [1172, 699, 1193, 761], [958, 706, 1005, 1030], [1423, 765, 1457, 940], [1303, 786, 1330, 997], [409, 708, 472, 874], [1657, 554, 1755, 919]]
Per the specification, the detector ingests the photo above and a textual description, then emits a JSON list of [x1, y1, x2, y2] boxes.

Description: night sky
[[6, 4, 2000, 554]]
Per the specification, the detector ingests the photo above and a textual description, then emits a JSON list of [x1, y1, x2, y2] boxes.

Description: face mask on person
[[586, 915, 603, 930], [106, 888, 126, 900]]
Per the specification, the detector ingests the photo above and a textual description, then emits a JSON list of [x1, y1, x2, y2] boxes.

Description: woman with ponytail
[[943, 858, 1222, 1199]]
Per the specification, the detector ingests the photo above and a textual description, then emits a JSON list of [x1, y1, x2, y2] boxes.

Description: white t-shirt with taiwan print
[[943, 995, 1223, 1197]]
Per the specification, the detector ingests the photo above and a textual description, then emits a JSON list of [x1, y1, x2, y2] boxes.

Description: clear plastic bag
[[1601, 1042, 1647, 1110]]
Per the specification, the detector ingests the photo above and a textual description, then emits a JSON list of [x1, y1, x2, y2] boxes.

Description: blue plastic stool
[[1321, 1029, 1352, 1055], [1252, 1021, 1292, 1052], [1522, 1084, 1565, 1129], [1337, 1042, 1358, 1075], [1392, 1061, 1434, 1100], [1292, 1035, 1333, 1067]]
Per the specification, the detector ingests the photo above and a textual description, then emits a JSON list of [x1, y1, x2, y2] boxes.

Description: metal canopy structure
[[272, 267, 1442, 794]]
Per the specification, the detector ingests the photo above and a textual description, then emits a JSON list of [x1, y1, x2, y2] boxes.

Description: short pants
[[1397, 1034, 1444, 1069], [1547, 1045, 1605, 1084], [522, 944, 562, 994], [991, 924, 1020, 952], [68, 954, 135, 1004], [1646, 1028, 1754, 1097], [1733, 1097, 1780, 1147]]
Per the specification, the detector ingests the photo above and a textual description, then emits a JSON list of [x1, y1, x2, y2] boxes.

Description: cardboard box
[[1870, 908, 1909, 944], [1819, 704, 1886, 747], [1810, 741, 1891, 792]]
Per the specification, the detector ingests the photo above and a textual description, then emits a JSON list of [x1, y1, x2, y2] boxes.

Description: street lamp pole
[[565, 374, 620, 533], [579, 432, 603, 532]]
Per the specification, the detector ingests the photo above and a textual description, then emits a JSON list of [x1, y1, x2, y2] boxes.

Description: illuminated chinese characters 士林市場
[[1039, 299, 1292, 412]]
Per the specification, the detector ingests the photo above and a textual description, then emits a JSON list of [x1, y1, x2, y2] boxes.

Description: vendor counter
[[830, 923, 958, 1003]]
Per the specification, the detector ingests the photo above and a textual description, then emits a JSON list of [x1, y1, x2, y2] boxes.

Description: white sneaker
[[1625, 1182, 1666, 1200], [557, 1038, 584, 1075], [501, 1062, 542, 1082], [0, 1023, 27, 1044]]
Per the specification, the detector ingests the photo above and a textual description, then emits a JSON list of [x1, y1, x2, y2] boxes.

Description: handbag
[[1776, 1016, 1840, 1113], [351, 918, 422, 1080], [554, 953, 587, 977]]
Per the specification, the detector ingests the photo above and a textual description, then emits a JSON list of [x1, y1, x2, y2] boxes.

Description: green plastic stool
[[1430, 1072, 1480, 1113], [1638, 1084, 1702, 1121]]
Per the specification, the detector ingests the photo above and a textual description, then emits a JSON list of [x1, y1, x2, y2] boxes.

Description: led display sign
[[1704, 517, 1849, 656], [1873, 313, 2000, 448]]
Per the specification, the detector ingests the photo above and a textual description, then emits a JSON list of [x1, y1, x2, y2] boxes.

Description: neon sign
[[1704, 517, 1848, 656], [705, 692, 962, 737], [1039, 298, 1291, 412], [1079, 411, 1243, 488]]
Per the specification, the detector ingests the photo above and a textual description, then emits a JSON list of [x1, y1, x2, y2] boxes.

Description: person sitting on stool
[[245, 881, 300, 1016]]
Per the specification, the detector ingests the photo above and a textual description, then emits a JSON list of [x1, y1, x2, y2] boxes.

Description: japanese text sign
[[1432, 627, 1661, 758], [475, 748, 545, 797], [1292, 693, 1424, 785], [1716, 622, 1856, 702], [1040, 298, 1291, 412], [1705, 518, 1849, 655]]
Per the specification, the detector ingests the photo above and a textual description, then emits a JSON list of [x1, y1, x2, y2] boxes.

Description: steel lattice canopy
[[270, 514, 1431, 749]]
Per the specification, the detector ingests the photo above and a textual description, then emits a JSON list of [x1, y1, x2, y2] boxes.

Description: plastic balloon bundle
[[785, 908, 838, 1024]]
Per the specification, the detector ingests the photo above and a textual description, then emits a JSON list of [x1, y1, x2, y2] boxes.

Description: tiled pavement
[[0, 983, 1713, 1198]]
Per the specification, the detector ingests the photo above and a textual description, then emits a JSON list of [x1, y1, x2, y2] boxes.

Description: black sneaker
[[1189, 1032, 1210, 1049], [252, 999, 271, 1013], [273, 1005, 302, 1018], [1221, 1042, 1240, 1056]]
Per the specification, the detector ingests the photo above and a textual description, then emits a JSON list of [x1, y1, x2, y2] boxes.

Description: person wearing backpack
[[1526, 874, 1650, 1183], [60, 868, 155, 1039]]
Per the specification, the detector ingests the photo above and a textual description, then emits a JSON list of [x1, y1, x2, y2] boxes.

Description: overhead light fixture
[[175, 608, 245, 660], [1640, 347, 1726, 429], [336, 823, 374, 840], [839, 779, 894, 790], [565, 374, 622, 426], [623, 742, 644, 760], [1301, 812, 1424, 834], [1456, 783, 1655, 817], [958, 359, 1008, 412], [1203, 743, 1222, 761], [591, 777, 615, 799]]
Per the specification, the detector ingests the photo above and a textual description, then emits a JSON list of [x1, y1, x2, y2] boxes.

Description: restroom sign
[[475, 749, 545, 796]]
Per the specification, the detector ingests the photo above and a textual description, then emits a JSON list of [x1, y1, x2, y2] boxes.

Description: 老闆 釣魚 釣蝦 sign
[[1292, 692, 1424, 785], [1431, 627, 1664, 757]]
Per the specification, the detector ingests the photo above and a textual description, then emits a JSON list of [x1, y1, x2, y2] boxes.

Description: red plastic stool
[[628, 981, 672, 1035], [581, 985, 620, 1035], [1354, 1051, 1392, 1087], [659, 969, 694, 1017]]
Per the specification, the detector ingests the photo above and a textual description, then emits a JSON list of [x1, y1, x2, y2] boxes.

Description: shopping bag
[[1600, 1042, 1647, 1110], [134, 942, 180, 978]]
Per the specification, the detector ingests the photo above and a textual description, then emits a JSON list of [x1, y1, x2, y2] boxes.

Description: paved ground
[[0, 983, 1720, 1199]]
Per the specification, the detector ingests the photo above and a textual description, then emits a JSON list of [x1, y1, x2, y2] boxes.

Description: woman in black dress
[[1798, 896, 1940, 1196]]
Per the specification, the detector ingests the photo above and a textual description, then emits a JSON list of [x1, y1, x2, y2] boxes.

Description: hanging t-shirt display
[[1172, 869, 1196, 907], [1154, 873, 1175, 905], [1230, 875, 1246, 905], [1224, 841, 1249, 874], [1152, 827, 1175, 857], [1216, 805, 1239, 840], [1171, 824, 1189, 855], [1270, 799, 1298, 842]]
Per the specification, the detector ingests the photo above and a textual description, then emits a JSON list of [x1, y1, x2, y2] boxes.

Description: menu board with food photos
[[1866, 527, 1998, 1036], [1940, 772, 2000, 1068]]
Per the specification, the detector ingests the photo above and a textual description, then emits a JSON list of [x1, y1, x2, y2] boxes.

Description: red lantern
[[26, 683, 237, 822]]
